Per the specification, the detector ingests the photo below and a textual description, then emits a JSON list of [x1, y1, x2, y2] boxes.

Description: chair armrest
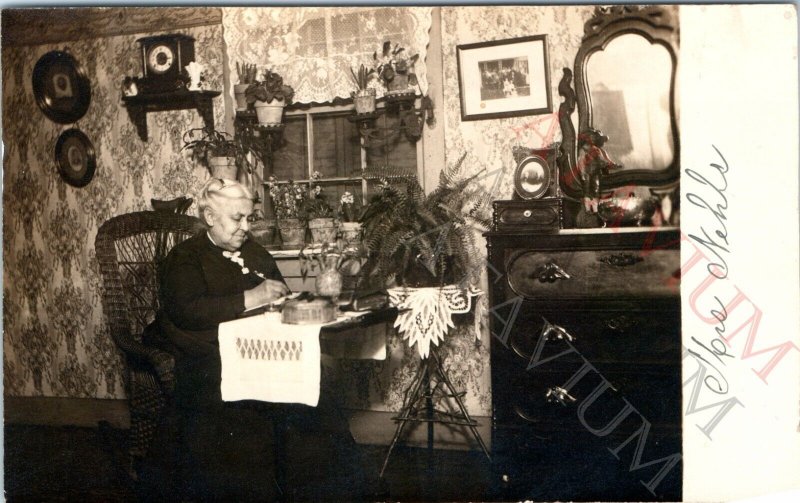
[[111, 331, 175, 393]]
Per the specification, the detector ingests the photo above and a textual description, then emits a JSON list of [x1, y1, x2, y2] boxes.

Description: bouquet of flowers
[[301, 171, 334, 220], [266, 176, 308, 220]]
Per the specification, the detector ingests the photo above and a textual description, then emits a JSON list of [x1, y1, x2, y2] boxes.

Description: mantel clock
[[136, 34, 195, 93]]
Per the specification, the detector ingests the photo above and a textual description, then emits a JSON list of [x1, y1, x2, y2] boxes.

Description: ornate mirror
[[557, 5, 679, 200]]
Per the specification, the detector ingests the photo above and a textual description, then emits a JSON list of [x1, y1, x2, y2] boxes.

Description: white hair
[[197, 178, 253, 218]]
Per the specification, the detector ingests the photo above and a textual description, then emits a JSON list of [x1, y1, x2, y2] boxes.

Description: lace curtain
[[222, 7, 432, 104]]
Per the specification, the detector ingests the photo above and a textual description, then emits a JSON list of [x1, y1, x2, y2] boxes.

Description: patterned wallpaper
[[2, 24, 225, 398], [333, 6, 597, 416], [3, 7, 595, 420], [436, 6, 596, 414]]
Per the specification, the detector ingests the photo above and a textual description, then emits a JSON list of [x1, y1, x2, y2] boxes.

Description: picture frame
[[514, 155, 552, 200], [54, 129, 96, 187], [456, 35, 552, 121], [32, 50, 92, 124]]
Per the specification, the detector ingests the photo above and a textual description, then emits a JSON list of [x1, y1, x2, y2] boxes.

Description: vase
[[233, 84, 249, 111], [254, 99, 286, 125], [277, 218, 306, 249], [315, 267, 343, 299], [353, 88, 376, 114], [308, 217, 338, 244], [340, 221, 362, 243], [208, 156, 238, 180], [387, 73, 410, 94], [249, 219, 276, 247]]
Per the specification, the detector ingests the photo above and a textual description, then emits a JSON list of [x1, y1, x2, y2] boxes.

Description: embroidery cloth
[[219, 311, 386, 406], [219, 312, 322, 406]]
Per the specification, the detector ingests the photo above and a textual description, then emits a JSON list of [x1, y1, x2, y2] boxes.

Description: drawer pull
[[546, 386, 576, 406], [523, 209, 532, 218], [532, 262, 571, 283], [598, 253, 643, 267], [605, 314, 637, 332], [542, 318, 575, 342]]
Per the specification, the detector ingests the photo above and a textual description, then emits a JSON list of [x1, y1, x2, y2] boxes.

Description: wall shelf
[[122, 90, 220, 141]]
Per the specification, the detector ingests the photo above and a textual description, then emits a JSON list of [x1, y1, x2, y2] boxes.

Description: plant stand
[[380, 347, 490, 478], [380, 285, 491, 479]]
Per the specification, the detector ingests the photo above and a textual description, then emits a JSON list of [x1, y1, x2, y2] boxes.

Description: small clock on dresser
[[136, 34, 195, 93]]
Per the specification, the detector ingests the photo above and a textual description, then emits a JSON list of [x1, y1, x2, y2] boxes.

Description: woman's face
[[205, 196, 253, 251]]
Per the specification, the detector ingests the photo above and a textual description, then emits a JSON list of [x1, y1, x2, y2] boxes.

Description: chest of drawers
[[486, 228, 682, 501]]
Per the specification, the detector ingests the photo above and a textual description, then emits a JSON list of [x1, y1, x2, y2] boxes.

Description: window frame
[[263, 99, 426, 207]]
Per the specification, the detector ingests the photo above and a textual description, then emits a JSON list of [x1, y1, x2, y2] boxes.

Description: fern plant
[[359, 153, 491, 288]]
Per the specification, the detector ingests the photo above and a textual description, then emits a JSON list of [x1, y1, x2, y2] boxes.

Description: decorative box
[[492, 198, 562, 233], [281, 298, 336, 324]]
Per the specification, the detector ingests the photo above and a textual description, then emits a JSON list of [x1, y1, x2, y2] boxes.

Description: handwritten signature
[[686, 145, 729, 279], [685, 145, 734, 394]]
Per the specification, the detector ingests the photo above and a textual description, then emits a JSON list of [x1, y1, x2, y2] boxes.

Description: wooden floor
[[3, 423, 493, 502]]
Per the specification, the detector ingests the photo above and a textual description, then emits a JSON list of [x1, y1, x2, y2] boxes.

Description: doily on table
[[388, 285, 482, 358]]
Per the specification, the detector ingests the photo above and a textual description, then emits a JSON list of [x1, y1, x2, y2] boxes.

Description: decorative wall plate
[[55, 129, 96, 187], [32, 50, 92, 124], [514, 155, 552, 199]]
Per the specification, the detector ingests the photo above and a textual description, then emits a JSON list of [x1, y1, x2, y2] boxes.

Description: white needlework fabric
[[222, 6, 432, 104], [388, 285, 482, 358], [219, 312, 322, 406]]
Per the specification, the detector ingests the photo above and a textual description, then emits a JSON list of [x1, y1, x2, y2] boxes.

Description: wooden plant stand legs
[[380, 349, 490, 478]]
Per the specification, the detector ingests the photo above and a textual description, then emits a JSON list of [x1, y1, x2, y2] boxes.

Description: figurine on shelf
[[185, 62, 206, 91], [122, 76, 139, 97], [576, 128, 622, 213]]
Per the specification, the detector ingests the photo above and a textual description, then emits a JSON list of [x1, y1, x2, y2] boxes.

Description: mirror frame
[[557, 5, 680, 200]]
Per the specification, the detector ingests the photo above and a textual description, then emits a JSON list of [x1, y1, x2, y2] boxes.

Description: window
[[263, 103, 421, 218]]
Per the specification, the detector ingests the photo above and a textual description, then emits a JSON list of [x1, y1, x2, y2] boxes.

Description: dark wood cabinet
[[486, 227, 682, 501]]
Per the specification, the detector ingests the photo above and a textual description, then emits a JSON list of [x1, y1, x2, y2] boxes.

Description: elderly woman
[[156, 178, 290, 500], [150, 178, 365, 500]]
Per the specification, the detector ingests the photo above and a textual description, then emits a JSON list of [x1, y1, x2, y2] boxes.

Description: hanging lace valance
[[222, 7, 432, 104]]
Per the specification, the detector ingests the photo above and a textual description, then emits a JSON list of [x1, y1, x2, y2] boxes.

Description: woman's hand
[[243, 279, 290, 310]]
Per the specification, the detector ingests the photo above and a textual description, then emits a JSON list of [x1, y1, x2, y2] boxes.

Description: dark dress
[[152, 233, 286, 500], [150, 233, 365, 501]]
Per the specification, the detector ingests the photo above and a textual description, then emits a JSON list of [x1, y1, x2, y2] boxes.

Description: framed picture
[[55, 129, 96, 187], [32, 50, 92, 124], [456, 35, 552, 121], [514, 155, 552, 200]]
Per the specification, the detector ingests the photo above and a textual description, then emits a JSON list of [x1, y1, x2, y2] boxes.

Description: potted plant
[[303, 173, 337, 244], [181, 127, 248, 180], [338, 191, 363, 242], [350, 63, 377, 114], [374, 40, 419, 94], [248, 208, 277, 247], [359, 153, 490, 289], [266, 176, 308, 249], [245, 69, 295, 125], [234, 62, 258, 111]]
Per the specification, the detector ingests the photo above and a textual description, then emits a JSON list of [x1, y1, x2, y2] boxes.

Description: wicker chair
[[95, 205, 204, 472]]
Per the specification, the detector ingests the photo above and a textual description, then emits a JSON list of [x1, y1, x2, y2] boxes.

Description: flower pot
[[353, 88, 376, 114], [387, 73, 410, 94], [208, 156, 238, 180], [249, 219, 277, 247], [340, 221, 362, 243], [277, 218, 306, 249], [308, 217, 338, 244], [253, 99, 286, 125], [234, 84, 249, 111]]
